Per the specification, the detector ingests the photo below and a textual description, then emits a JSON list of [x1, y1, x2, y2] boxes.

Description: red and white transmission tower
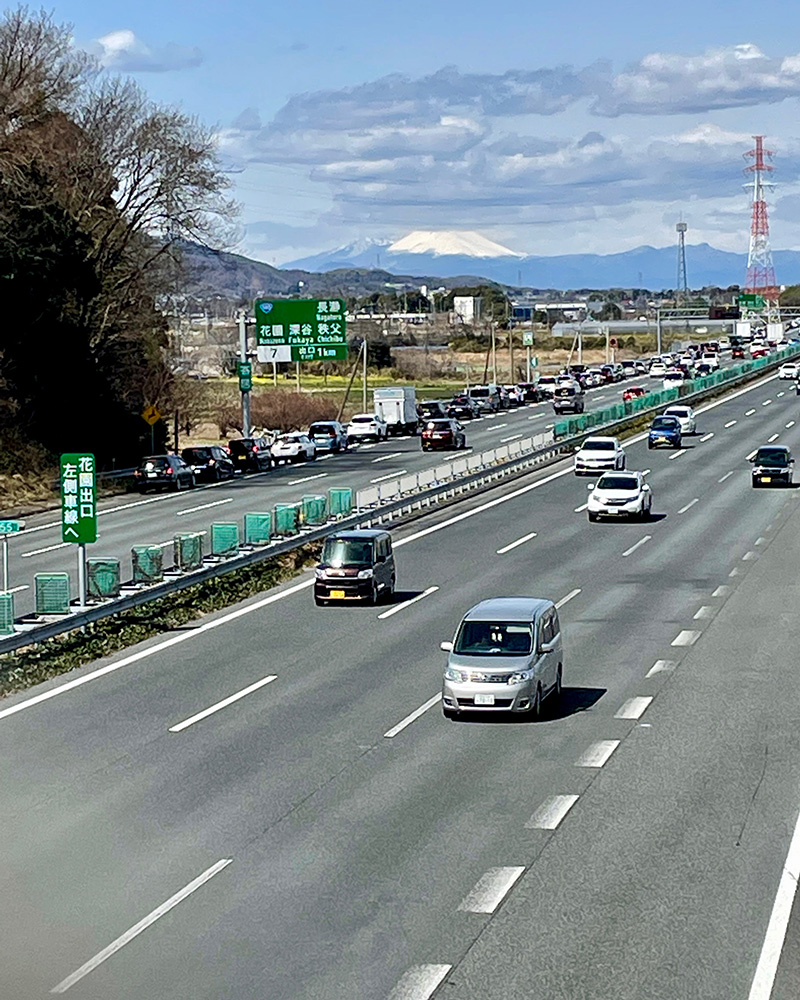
[[743, 135, 780, 320]]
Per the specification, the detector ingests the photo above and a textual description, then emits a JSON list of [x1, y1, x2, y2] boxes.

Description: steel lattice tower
[[676, 221, 688, 301], [744, 136, 779, 318]]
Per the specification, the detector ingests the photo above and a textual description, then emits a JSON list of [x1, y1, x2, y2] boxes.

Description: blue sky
[[62, 0, 800, 264]]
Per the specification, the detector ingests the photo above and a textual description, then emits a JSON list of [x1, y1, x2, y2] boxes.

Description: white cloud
[[87, 29, 202, 73]]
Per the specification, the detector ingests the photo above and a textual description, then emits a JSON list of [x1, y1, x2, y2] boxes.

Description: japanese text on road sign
[[61, 453, 97, 544], [255, 299, 348, 363]]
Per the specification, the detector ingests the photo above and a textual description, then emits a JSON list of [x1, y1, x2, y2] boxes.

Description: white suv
[[270, 433, 316, 464], [573, 436, 626, 475], [346, 413, 388, 442]]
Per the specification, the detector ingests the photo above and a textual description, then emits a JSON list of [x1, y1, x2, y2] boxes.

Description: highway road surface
[[3, 369, 800, 999]]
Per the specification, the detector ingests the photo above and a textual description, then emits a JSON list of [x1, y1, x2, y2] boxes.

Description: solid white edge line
[[500, 433, 522, 443], [377, 586, 439, 620], [575, 739, 621, 768], [458, 866, 525, 913], [622, 535, 651, 557], [747, 800, 800, 1000], [175, 497, 234, 517], [387, 964, 452, 1000], [371, 469, 408, 484], [496, 532, 537, 555], [7, 584, 30, 594], [526, 794, 580, 830], [384, 693, 441, 738], [555, 588, 581, 609], [614, 696, 653, 720], [50, 858, 233, 993], [677, 498, 699, 514], [169, 675, 277, 732]]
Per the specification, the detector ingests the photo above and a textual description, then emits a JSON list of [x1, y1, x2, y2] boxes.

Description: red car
[[421, 418, 466, 451], [622, 385, 647, 401], [732, 346, 745, 359], [751, 347, 769, 359]]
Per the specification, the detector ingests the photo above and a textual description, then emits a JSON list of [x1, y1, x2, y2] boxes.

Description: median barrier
[[86, 558, 121, 600], [302, 495, 328, 525], [132, 545, 163, 584], [0, 593, 14, 634], [328, 488, 353, 518], [35, 573, 70, 614], [274, 503, 300, 535], [174, 532, 203, 572], [211, 523, 240, 558], [244, 513, 272, 545]]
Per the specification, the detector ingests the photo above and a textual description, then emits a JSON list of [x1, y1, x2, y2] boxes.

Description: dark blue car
[[648, 415, 682, 449]]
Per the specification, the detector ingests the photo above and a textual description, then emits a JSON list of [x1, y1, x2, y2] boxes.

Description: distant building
[[453, 296, 482, 324]]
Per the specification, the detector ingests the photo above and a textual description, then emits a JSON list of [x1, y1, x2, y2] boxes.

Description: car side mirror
[[539, 641, 555, 654], [748, 457, 755, 463], [440, 641, 453, 652]]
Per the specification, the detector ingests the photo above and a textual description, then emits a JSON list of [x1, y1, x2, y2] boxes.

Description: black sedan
[[181, 446, 236, 482], [447, 396, 480, 420], [134, 455, 195, 493]]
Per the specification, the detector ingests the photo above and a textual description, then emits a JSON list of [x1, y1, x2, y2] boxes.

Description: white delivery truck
[[373, 386, 418, 436]]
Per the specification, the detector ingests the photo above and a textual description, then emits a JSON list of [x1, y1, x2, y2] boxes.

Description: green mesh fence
[[87, 558, 121, 599], [211, 522, 240, 557], [274, 503, 300, 535], [244, 512, 272, 545], [132, 545, 164, 584], [35, 573, 70, 614], [174, 532, 203, 572], [328, 487, 353, 517], [0, 592, 14, 634], [302, 495, 327, 525]]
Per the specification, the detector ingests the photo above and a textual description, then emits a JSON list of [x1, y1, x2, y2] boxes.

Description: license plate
[[147, 472, 156, 477], [474, 693, 495, 706], [762, 477, 771, 483], [330, 589, 346, 599]]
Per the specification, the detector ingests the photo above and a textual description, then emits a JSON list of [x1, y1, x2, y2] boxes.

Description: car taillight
[[134, 470, 141, 477], [224, 446, 231, 454], [166, 467, 174, 475], [252, 445, 259, 452]]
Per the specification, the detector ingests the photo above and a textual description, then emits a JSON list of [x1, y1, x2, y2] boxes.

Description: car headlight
[[315, 568, 327, 579], [509, 671, 532, 684], [444, 667, 466, 682], [357, 568, 373, 579]]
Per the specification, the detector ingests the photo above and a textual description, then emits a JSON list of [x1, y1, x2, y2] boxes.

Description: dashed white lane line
[[169, 675, 277, 733], [496, 532, 537, 555], [646, 659, 677, 678], [768, 433, 780, 443], [712, 585, 731, 597], [777, 391, 786, 398], [22, 541, 70, 558], [7, 584, 29, 594], [700, 432, 714, 442], [746, 449, 758, 461], [668, 448, 687, 461], [526, 794, 580, 830], [176, 497, 234, 517], [725, 420, 737, 428], [371, 469, 407, 484], [718, 470, 735, 483], [677, 498, 699, 514], [155, 530, 207, 548], [575, 740, 620, 768], [458, 866, 525, 913], [622, 535, 651, 557], [545, 423, 554, 429], [371, 452, 403, 464], [694, 606, 714, 619], [641, 468, 651, 475], [615, 696, 653, 720], [574, 503, 588, 513], [493, 423, 508, 430], [500, 433, 522, 443], [287, 472, 328, 486], [359, 443, 377, 450], [387, 965, 452, 1000], [378, 586, 439, 620], [555, 588, 581, 609], [50, 858, 233, 993], [747, 801, 800, 1000], [730, 567, 741, 577], [746, 408, 757, 416], [787, 421, 796, 429], [743, 551, 758, 561], [672, 630, 701, 646], [384, 693, 441, 739], [528, 413, 544, 420], [762, 399, 772, 406], [756, 537, 766, 546]]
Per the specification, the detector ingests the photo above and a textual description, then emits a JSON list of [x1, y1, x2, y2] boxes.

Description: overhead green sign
[[237, 361, 252, 392], [255, 298, 348, 363], [0, 521, 21, 534], [60, 453, 97, 544], [738, 293, 765, 308]]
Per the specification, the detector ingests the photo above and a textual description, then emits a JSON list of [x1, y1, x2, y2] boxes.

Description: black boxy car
[[181, 446, 235, 482], [228, 436, 273, 473], [134, 455, 195, 493], [314, 529, 396, 605], [750, 445, 794, 487]]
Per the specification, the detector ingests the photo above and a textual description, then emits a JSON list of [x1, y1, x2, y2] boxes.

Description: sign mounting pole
[[238, 310, 251, 438]]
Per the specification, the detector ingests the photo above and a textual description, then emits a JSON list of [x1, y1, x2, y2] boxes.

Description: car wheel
[[368, 582, 379, 605], [648, 442, 653, 449], [531, 683, 543, 718], [553, 665, 562, 702], [174, 477, 182, 491]]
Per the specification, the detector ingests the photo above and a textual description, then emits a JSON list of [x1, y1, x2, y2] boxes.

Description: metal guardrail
[[2, 348, 796, 656]]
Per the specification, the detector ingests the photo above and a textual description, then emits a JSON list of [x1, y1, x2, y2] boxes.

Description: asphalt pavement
[[2, 368, 800, 998]]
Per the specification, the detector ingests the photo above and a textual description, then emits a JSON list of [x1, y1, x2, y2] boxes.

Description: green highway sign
[[255, 298, 348, 363], [60, 453, 97, 544], [237, 361, 252, 392], [522, 330, 534, 346], [738, 293, 765, 308], [0, 521, 21, 533]]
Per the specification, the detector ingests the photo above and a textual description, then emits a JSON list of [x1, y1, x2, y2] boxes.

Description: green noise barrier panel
[[211, 522, 240, 558], [132, 545, 164, 584], [328, 487, 353, 517], [86, 558, 121, 599], [0, 592, 14, 634], [174, 532, 203, 572], [244, 512, 272, 546], [302, 495, 328, 525], [274, 503, 300, 535], [35, 573, 70, 614]]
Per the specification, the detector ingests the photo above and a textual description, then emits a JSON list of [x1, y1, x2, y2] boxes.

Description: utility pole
[[656, 306, 662, 355], [509, 328, 514, 384], [238, 310, 251, 437], [491, 322, 497, 384], [362, 336, 368, 411], [605, 324, 610, 363]]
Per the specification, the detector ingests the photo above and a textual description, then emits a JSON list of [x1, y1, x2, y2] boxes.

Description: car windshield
[[426, 420, 450, 430], [142, 457, 169, 470], [454, 621, 533, 656], [581, 440, 614, 451], [597, 476, 638, 491], [309, 424, 335, 435], [469, 388, 489, 397], [664, 372, 682, 380], [756, 449, 790, 466], [651, 418, 678, 430], [665, 409, 689, 418], [322, 538, 373, 567], [184, 448, 210, 460]]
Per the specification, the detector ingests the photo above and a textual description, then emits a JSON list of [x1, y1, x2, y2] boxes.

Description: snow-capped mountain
[[387, 230, 522, 258]]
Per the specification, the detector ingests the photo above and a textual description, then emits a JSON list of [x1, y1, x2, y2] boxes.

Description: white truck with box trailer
[[373, 386, 418, 436]]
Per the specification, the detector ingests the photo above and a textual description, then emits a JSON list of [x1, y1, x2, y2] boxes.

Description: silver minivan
[[441, 597, 563, 719]]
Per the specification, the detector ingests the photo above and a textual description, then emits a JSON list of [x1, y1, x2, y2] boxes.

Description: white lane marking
[[677, 498, 699, 514], [768, 433, 780, 443], [496, 532, 537, 555], [646, 659, 676, 678], [762, 399, 772, 406], [574, 503, 588, 513], [746, 408, 757, 416], [668, 448, 687, 460], [756, 537, 766, 546], [378, 586, 439, 620], [746, 449, 758, 461], [371, 469, 407, 484], [787, 421, 796, 429], [743, 551, 758, 561], [528, 413, 544, 420], [22, 541, 70, 558], [371, 452, 403, 464], [700, 432, 714, 442], [545, 423, 554, 429], [50, 858, 233, 993], [712, 585, 731, 597], [747, 801, 800, 1000], [458, 866, 525, 913], [360, 443, 377, 450], [718, 470, 735, 483], [7, 584, 29, 594], [730, 567, 741, 577], [155, 530, 207, 548], [169, 675, 277, 733], [575, 740, 620, 768], [526, 794, 580, 830], [387, 965, 452, 1000], [615, 696, 653, 720], [176, 498, 233, 517], [287, 472, 328, 486], [725, 420, 737, 428], [555, 588, 581, 609], [641, 468, 651, 476], [777, 391, 785, 398], [493, 423, 508, 430], [694, 606, 713, 619], [622, 535, 651, 557], [672, 630, 701, 646], [500, 433, 522, 443], [0, 578, 315, 723], [384, 693, 441, 738]]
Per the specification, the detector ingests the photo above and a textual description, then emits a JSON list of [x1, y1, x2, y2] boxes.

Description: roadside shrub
[[217, 391, 342, 436]]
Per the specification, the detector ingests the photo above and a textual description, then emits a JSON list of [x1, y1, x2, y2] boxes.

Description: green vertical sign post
[[61, 453, 97, 610], [237, 361, 253, 392], [255, 299, 348, 363]]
